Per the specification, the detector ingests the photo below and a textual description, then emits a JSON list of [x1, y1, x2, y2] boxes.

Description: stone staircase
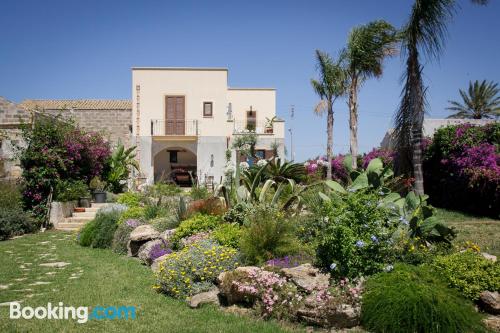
[[56, 203, 109, 231]]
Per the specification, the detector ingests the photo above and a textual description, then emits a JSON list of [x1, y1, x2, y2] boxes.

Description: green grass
[[436, 208, 500, 256], [0, 231, 297, 333]]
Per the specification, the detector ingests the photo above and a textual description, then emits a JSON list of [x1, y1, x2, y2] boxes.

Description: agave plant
[[265, 158, 306, 183]]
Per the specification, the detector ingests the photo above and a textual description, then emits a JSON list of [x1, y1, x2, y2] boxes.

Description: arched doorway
[[153, 146, 197, 185]]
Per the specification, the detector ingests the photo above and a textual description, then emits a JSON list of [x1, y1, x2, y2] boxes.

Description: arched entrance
[[153, 146, 197, 185]]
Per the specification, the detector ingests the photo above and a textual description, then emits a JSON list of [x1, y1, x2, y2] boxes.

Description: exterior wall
[[132, 68, 284, 185], [0, 97, 28, 179], [40, 108, 132, 147]]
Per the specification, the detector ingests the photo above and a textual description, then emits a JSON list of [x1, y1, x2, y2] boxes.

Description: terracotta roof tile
[[19, 99, 131, 111]]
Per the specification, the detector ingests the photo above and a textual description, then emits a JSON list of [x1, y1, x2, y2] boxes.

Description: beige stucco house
[[132, 67, 285, 185]]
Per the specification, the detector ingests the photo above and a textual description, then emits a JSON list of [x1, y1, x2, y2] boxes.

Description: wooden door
[[165, 96, 185, 135]]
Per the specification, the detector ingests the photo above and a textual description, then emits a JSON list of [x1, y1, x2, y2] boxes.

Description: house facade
[[132, 67, 285, 185]]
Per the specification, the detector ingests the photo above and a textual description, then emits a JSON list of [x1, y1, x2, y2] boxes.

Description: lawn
[[0, 231, 296, 333], [436, 208, 500, 256]]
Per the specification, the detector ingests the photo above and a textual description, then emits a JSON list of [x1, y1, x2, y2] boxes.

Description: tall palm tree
[[311, 50, 346, 179], [447, 80, 500, 119], [343, 20, 398, 170], [394, 0, 487, 195]]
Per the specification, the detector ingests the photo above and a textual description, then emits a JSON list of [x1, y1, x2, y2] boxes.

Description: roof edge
[[132, 67, 228, 71], [228, 87, 276, 91]]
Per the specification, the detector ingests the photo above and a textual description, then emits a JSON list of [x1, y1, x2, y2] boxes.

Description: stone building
[[0, 97, 132, 180]]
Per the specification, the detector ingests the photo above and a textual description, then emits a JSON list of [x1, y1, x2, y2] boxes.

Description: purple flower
[[355, 240, 365, 248], [370, 235, 379, 243], [126, 219, 140, 228], [149, 241, 172, 261]]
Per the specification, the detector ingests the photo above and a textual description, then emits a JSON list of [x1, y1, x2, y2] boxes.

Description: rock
[[479, 291, 500, 315], [188, 288, 220, 308], [129, 224, 160, 241], [151, 254, 170, 273], [221, 305, 253, 317], [39, 262, 70, 268], [483, 315, 500, 332], [138, 239, 165, 266], [281, 263, 329, 293], [127, 225, 160, 257], [217, 266, 261, 305], [297, 301, 360, 328], [160, 229, 176, 241], [482, 252, 497, 263]]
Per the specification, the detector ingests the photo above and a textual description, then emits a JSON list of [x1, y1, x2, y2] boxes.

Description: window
[[170, 151, 178, 163], [246, 110, 256, 131], [203, 102, 213, 117]]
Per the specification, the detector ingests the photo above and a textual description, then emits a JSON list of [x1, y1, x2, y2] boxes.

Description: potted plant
[[264, 116, 276, 134], [89, 176, 108, 203]]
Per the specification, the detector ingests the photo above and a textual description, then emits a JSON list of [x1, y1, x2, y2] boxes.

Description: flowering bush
[[149, 240, 173, 262], [116, 192, 144, 208], [212, 223, 242, 248], [116, 206, 146, 225], [155, 239, 239, 298], [304, 155, 349, 183], [220, 268, 302, 320], [423, 123, 500, 216], [18, 116, 111, 222], [170, 214, 222, 247], [265, 254, 313, 269], [362, 148, 395, 169], [316, 190, 399, 278]]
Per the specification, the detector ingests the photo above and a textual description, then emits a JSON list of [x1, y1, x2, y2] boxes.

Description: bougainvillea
[[304, 155, 349, 183], [362, 148, 395, 169], [423, 123, 500, 217], [18, 116, 111, 223]]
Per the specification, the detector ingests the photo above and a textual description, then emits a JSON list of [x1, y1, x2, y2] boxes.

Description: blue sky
[[1, 0, 498, 161]]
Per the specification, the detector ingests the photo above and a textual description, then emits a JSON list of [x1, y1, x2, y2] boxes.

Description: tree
[[343, 20, 398, 170], [447, 80, 500, 119], [311, 50, 346, 179], [393, 0, 487, 195]]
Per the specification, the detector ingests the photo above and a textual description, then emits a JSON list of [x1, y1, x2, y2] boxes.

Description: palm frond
[[447, 80, 500, 119]]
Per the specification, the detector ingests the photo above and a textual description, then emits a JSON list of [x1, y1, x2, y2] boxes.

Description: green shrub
[[54, 179, 89, 202], [111, 219, 143, 254], [90, 210, 121, 248], [116, 192, 143, 208], [432, 250, 500, 300], [223, 202, 252, 225], [316, 190, 398, 278], [189, 186, 209, 200], [117, 206, 146, 225], [145, 183, 182, 197], [0, 181, 22, 210], [78, 220, 97, 247], [150, 216, 179, 232], [0, 209, 36, 240], [212, 223, 242, 248], [155, 239, 239, 298], [361, 264, 487, 333], [170, 214, 222, 246], [78, 210, 121, 248], [240, 205, 301, 265]]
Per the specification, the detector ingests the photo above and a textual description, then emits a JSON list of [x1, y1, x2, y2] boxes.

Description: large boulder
[[479, 291, 500, 315], [160, 229, 176, 242], [151, 253, 170, 273], [481, 252, 497, 263], [127, 225, 160, 257], [281, 264, 329, 293], [217, 266, 261, 305], [138, 239, 165, 266], [188, 288, 221, 308], [297, 293, 360, 328]]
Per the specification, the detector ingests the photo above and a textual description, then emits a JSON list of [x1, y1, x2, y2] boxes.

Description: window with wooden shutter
[[203, 102, 213, 117]]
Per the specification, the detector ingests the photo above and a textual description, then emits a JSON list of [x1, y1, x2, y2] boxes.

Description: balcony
[[232, 120, 274, 135], [151, 119, 198, 140]]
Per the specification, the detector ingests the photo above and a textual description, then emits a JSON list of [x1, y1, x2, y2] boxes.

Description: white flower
[[330, 263, 337, 270], [304, 162, 310, 167], [383, 264, 394, 272], [239, 161, 250, 170], [257, 159, 268, 167]]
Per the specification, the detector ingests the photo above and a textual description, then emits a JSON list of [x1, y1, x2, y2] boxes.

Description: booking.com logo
[[9, 302, 136, 323]]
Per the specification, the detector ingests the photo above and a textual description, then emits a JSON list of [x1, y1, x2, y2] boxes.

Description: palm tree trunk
[[349, 75, 359, 170], [411, 126, 424, 195], [326, 103, 334, 179]]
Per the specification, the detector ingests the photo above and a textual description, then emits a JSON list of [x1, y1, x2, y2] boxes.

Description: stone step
[[72, 212, 96, 218], [85, 207, 100, 213], [66, 216, 93, 223], [56, 222, 85, 230], [57, 227, 80, 232], [90, 203, 109, 208]]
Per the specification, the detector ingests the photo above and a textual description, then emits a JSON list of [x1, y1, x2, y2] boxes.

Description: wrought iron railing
[[232, 120, 274, 134], [151, 119, 198, 136]]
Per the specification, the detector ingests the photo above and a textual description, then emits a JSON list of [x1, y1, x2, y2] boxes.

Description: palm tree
[[447, 80, 500, 119], [394, 0, 487, 195], [343, 20, 398, 170], [311, 50, 346, 179]]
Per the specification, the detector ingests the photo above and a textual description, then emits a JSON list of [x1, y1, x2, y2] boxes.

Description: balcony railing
[[151, 119, 198, 136], [232, 120, 274, 135]]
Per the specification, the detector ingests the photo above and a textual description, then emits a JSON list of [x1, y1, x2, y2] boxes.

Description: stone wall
[[41, 109, 132, 148]]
